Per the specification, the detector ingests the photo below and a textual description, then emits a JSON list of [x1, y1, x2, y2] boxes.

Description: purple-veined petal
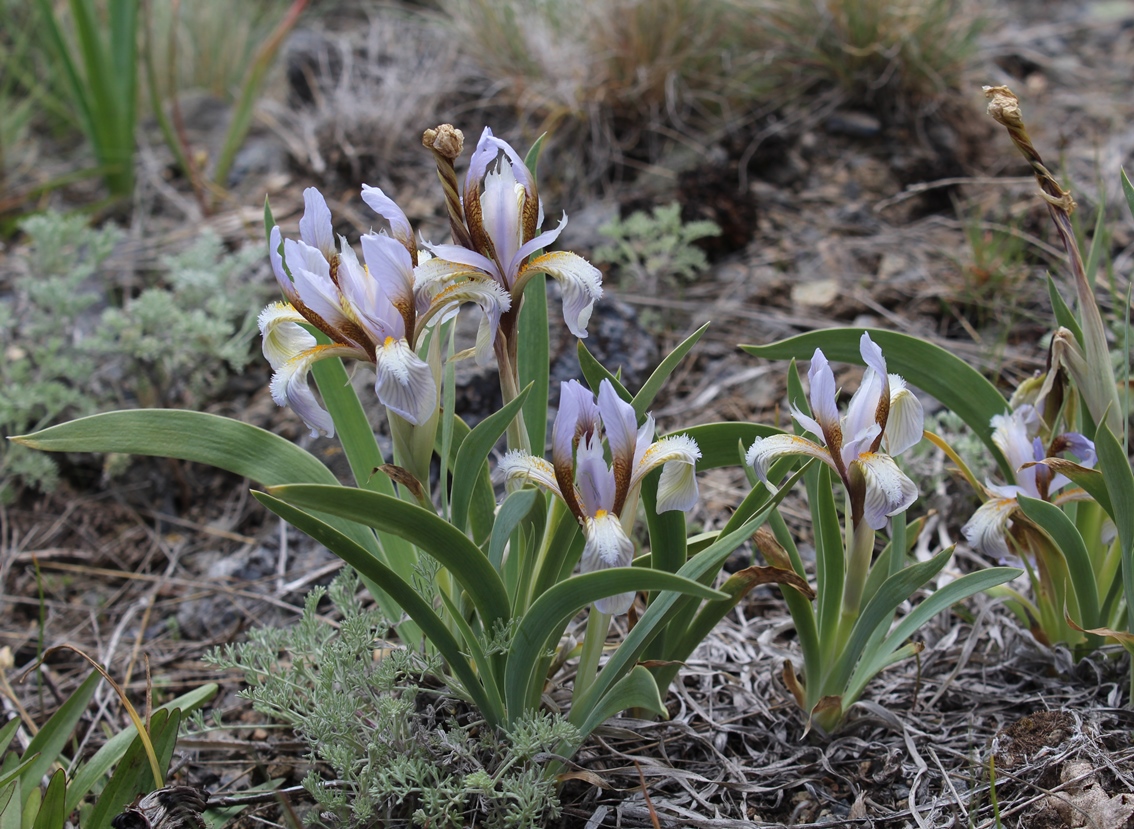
[[480, 163, 525, 276], [961, 496, 1019, 561], [597, 380, 638, 472], [842, 422, 881, 469], [422, 243, 504, 286], [806, 349, 840, 437], [464, 127, 497, 197], [298, 187, 335, 258], [581, 511, 636, 615], [511, 214, 567, 275], [337, 238, 400, 345], [374, 337, 437, 425], [361, 185, 415, 250], [520, 251, 603, 338], [1062, 432, 1097, 466], [884, 375, 924, 456], [422, 276, 512, 365], [499, 451, 564, 501], [844, 334, 886, 447], [788, 404, 825, 445], [992, 405, 1041, 497], [576, 431, 615, 516], [258, 302, 314, 369], [855, 452, 918, 530], [553, 380, 589, 471], [361, 233, 416, 308], [269, 342, 358, 438], [745, 433, 835, 486], [414, 257, 491, 316]]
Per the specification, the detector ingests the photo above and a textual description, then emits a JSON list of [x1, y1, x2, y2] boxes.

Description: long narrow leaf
[[66, 684, 217, 814], [846, 565, 1020, 702], [85, 708, 180, 829], [632, 323, 709, 418], [571, 666, 666, 743], [577, 341, 631, 402], [1017, 495, 1100, 629], [674, 422, 779, 471], [452, 387, 530, 533], [1095, 424, 1134, 632], [20, 672, 100, 792], [742, 329, 1012, 477], [31, 769, 65, 829], [489, 488, 539, 572], [266, 485, 511, 627], [253, 492, 502, 723], [506, 569, 725, 720]]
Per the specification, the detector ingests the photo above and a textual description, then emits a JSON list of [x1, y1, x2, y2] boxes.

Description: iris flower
[[500, 380, 701, 614], [746, 333, 924, 529], [961, 404, 1095, 560], [258, 187, 438, 435], [417, 128, 603, 340]]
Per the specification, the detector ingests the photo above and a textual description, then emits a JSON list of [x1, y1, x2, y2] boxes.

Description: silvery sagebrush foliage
[[204, 570, 572, 828], [1, 213, 266, 500]]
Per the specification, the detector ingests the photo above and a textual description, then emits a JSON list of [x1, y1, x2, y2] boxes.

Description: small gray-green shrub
[[203, 570, 574, 828], [594, 202, 720, 293], [1, 210, 268, 500]]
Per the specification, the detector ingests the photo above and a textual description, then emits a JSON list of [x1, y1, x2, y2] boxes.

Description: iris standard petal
[[519, 251, 603, 338], [961, 496, 1019, 561], [884, 375, 924, 456], [576, 432, 615, 516], [258, 302, 314, 369], [361, 184, 415, 252], [268, 226, 296, 300], [361, 232, 417, 314], [746, 433, 836, 486], [498, 450, 563, 500], [856, 452, 918, 530], [480, 164, 525, 273], [374, 337, 438, 426], [806, 349, 840, 436], [298, 187, 335, 258], [581, 511, 636, 615], [597, 380, 638, 469]]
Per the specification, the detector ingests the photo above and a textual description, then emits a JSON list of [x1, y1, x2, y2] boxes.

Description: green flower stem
[[495, 333, 530, 455], [571, 609, 611, 709], [839, 518, 876, 639]]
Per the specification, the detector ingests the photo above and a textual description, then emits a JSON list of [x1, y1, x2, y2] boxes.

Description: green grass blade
[[506, 568, 724, 720], [1017, 495, 1101, 629], [452, 386, 530, 533], [577, 340, 631, 401], [84, 708, 180, 829], [253, 492, 501, 723], [267, 484, 511, 626], [809, 464, 844, 657], [30, 769, 65, 829], [571, 666, 665, 742], [846, 565, 1020, 703], [309, 355, 390, 493], [518, 276, 550, 452], [742, 328, 1012, 477], [20, 672, 100, 792], [674, 422, 779, 470], [65, 684, 217, 814], [489, 488, 539, 572], [0, 720, 17, 758], [632, 322, 709, 418], [1122, 169, 1134, 222], [1095, 424, 1134, 632]]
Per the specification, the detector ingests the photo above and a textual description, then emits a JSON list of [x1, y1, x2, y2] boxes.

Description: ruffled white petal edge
[[856, 452, 918, 530], [258, 302, 314, 369], [745, 433, 834, 486], [498, 450, 563, 501], [268, 342, 355, 438], [374, 337, 437, 426], [961, 496, 1019, 561], [361, 184, 414, 250], [421, 277, 511, 365], [631, 434, 702, 512], [884, 376, 924, 457], [581, 511, 635, 615], [520, 251, 603, 338]]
